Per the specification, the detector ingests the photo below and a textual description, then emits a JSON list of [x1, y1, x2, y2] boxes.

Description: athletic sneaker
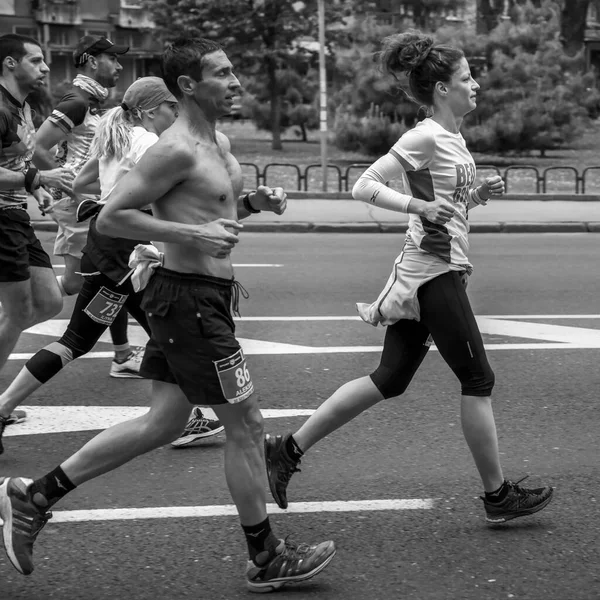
[[0, 477, 52, 575], [109, 346, 145, 379], [481, 477, 554, 524], [246, 537, 336, 593], [264, 434, 301, 510], [0, 417, 7, 455], [6, 410, 27, 425], [171, 407, 225, 447], [0, 411, 28, 455]]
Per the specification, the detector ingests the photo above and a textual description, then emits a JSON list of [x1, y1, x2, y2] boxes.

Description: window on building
[[49, 25, 72, 46], [131, 31, 144, 47], [0, 0, 16, 17], [85, 29, 110, 38], [113, 30, 131, 46], [13, 26, 38, 38], [121, 0, 143, 7]]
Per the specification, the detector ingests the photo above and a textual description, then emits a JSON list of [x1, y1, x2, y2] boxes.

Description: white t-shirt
[[98, 126, 158, 204], [390, 117, 475, 267]]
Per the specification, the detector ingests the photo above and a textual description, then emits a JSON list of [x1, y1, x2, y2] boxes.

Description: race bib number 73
[[83, 286, 127, 325], [214, 348, 254, 404]]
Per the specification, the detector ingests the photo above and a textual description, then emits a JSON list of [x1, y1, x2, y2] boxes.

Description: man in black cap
[[31, 36, 144, 379]]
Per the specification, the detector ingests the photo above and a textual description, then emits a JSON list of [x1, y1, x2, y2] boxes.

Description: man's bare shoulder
[[216, 130, 232, 154], [144, 126, 196, 167]]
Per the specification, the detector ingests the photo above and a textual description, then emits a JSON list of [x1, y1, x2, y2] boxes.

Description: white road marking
[[236, 315, 600, 321], [232, 264, 283, 267], [4, 407, 315, 437], [0, 499, 435, 526], [9, 315, 600, 361], [52, 264, 282, 270], [477, 317, 600, 346], [9, 342, 596, 361]]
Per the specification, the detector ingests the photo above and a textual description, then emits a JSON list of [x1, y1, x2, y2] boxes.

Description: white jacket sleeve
[[351, 152, 413, 213]]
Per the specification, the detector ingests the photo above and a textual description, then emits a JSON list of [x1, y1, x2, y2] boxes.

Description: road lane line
[[235, 315, 600, 321], [12, 315, 600, 360], [52, 264, 282, 270], [0, 499, 435, 525], [8, 341, 600, 362], [4, 407, 315, 437]]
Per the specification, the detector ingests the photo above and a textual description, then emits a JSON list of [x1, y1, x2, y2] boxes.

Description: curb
[[32, 221, 600, 234], [285, 191, 600, 201]]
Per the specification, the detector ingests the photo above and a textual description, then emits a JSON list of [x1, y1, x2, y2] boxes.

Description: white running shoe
[[109, 346, 145, 379]]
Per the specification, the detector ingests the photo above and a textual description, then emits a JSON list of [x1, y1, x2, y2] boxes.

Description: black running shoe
[[0, 477, 52, 575], [5, 410, 27, 425], [264, 434, 301, 510], [481, 477, 554, 525], [0, 416, 7, 455], [246, 537, 336, 593]]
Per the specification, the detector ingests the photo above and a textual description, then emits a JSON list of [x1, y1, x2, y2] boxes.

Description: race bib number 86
[[214, 349, 254, 404]]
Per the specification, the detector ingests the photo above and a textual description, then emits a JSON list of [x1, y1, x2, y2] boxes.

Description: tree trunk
[[299, 123, 307, 142], [559, 0, 590, 57], [477, 0, 507, 34], [266, 58, 282, 151]]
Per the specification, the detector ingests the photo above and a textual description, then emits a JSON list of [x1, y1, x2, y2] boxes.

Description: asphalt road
[[1, 232, 599, 600]]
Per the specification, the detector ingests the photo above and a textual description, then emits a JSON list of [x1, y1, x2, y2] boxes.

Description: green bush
[[334, 108, 407, 156]]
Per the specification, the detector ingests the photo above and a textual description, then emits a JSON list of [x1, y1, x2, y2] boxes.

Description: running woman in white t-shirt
[[265, 30, 554, 526]]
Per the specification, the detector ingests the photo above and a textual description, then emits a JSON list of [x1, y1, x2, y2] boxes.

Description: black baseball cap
[[73, 35, 129, 67]]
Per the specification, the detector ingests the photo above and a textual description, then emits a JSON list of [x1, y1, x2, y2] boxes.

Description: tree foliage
[[144, 0, 377, 149], [443, 1, 596, 155]]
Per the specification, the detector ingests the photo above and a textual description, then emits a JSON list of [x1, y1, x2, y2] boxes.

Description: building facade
[[372, 0, 477, 30], [0, 0, 161, 99], [586, 1, 600, 72]]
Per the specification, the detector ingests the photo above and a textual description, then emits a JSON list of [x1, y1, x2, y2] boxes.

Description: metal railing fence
[[239, 162, 600, 194]]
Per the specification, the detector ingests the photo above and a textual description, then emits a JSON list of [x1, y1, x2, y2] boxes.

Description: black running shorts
[[139, 268, 254, 406], [0, 208, 53, 282]]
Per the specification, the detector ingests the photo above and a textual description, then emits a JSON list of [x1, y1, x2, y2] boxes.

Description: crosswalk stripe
[[0, 499, 435, 526], [4, 407, 315, 437]]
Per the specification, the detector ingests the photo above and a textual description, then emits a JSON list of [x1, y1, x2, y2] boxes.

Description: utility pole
[[318, 0, 328, 191]]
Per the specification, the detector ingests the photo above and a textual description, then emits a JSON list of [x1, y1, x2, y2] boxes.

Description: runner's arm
[[0, 165, 27, 190], [73, 157, 100, 196], [353, 152, 455, 225], [33, 119, 65, 169], [97, 139, 241, 248]]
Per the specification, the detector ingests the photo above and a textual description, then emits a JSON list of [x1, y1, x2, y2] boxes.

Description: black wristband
[[242, 191, 261, 214], [24, 167, 40, 193]]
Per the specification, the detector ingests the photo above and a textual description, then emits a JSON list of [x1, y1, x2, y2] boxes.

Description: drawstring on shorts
[[231, 279, 249, 317]]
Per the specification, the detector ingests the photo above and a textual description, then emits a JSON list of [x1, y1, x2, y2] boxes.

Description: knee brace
[[370, 365, 413, 400], [26, 342, 75, 384], [460, 364, 495, 397]]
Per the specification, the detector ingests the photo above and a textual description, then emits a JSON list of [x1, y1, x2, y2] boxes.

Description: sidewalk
[[29, 194, 600, 234]]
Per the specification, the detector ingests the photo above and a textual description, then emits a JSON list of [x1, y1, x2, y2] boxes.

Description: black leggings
[[26, 253, 151, 384], [370, 271, 495, 398]]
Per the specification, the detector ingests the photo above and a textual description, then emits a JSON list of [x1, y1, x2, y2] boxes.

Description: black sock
[[242, 517, 279, 564], [285, 434, 304, 462], [30, 466, 77, 509], [485, 480, 508, 503]]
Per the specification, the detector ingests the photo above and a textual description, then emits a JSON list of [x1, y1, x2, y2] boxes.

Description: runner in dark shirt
[[0, 34, 73, 427]]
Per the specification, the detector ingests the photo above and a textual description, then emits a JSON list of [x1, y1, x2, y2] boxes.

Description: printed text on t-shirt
[[453, 162, 475, 205]]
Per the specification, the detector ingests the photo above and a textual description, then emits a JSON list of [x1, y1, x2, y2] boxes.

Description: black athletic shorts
[[139, 267, 254, 406], [0, 207, 52, 282]]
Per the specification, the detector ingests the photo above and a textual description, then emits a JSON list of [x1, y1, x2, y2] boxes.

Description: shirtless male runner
[[0, 37, 336, 593]]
